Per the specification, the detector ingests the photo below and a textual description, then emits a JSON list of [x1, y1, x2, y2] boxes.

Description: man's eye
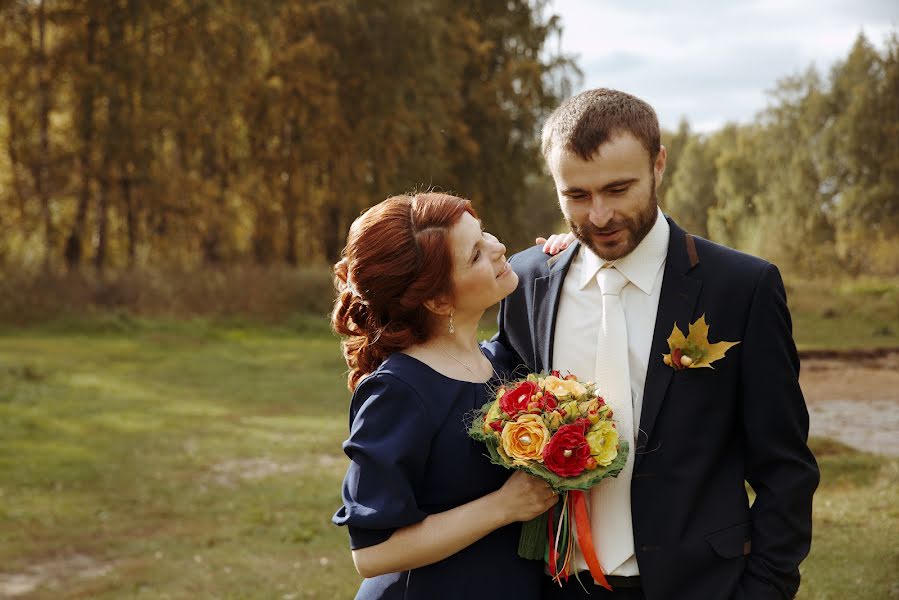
[[610, 187, 628, 195]]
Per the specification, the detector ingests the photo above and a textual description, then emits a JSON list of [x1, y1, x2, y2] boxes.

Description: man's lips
[[593, 229, 623, 240]]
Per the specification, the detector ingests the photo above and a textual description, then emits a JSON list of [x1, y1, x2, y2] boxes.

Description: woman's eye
[[473, 250, 481, 263]]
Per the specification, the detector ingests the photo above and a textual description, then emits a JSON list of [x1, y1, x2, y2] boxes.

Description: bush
[[0, 265, 336, 326]]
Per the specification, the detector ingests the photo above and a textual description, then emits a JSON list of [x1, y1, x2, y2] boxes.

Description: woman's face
[[447, 212, 518, 317]]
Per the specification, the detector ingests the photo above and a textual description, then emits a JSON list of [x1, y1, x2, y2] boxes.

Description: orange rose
[[501, 414, 550, 466]]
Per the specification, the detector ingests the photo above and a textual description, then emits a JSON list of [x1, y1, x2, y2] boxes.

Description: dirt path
[[800, 348, 899, 456]]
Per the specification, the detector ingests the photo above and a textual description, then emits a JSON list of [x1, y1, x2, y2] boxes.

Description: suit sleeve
[[486, 252, 528, 373], [736, 264, 820, 599]]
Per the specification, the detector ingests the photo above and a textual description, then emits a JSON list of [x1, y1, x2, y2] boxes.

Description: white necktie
[[591, 266, 635, 573]]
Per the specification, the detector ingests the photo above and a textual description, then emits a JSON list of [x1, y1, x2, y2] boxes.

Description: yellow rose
[[544, 375, 588, 399], [545, 410, 564, 430], [542, 376, 572, 398], [482, 400, 503, 435], [578, 398, 599, 415], [559, 400, 580, 420], [586, 421, 619, 467], [561, 378, 587, 398], [500, 414, 550, 466]]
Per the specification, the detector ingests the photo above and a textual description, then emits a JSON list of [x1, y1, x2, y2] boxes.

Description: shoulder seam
[[358, 371, 433, 424]]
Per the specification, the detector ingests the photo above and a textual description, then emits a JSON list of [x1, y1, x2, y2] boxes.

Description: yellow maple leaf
[[663, 314, 740, 369]]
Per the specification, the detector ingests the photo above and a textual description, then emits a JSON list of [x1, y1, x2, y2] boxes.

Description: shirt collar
[[578, 207, 670, 294]]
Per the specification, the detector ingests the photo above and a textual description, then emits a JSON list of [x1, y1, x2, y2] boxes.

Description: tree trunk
[[65, 16, 97, 270], [5, 104, 28, 217], [284, 186, 298, 266], [95, 10, 124, 273], [122, 174, 137, 268], [95, 162, 111, 273], [36, 0, 54, 271]]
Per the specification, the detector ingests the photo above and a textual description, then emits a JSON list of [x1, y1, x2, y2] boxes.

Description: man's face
[[549, 132, 666, 261]]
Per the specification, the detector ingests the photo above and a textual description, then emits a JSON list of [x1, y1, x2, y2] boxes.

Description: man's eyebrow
[[602, 177, 639, 190], [561, 178, 639, 195], [560, 186, 587, 195]]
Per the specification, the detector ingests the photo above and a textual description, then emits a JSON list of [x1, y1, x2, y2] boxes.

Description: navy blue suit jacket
[[488, 216, 819, 600]]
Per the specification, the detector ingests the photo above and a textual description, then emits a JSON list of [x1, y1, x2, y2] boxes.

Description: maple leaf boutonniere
[[663, 315, 740, 370]]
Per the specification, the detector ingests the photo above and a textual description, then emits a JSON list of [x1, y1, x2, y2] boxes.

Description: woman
[[331, 192, 568, 599]]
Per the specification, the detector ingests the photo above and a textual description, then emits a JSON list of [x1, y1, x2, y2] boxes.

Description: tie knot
[[596, 266, 628, 296]]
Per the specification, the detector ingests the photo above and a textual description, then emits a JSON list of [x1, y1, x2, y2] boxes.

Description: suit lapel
[[532, 241, 579, 373], [635, 218, 702, 470]]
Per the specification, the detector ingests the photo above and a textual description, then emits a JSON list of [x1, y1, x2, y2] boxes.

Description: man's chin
[[584, 235, 634, 261]]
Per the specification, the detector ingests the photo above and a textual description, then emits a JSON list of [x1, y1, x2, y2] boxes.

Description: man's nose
[[588, 196, 614, 228]]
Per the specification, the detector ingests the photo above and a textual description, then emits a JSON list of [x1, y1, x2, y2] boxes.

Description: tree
[[663, 132, 716, 238]]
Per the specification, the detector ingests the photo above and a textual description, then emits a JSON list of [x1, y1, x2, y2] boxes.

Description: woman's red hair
[[331, 193, 476, 390]]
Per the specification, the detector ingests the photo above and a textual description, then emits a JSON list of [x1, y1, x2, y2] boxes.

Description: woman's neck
[[401, 310, 492, 382], [430, 310, 482, 354]]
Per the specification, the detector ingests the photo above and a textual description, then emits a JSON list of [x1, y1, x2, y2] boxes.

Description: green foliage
[[662, 31, 898, 276], [664, 133, 718, 238], [0, 0, 577, 272]]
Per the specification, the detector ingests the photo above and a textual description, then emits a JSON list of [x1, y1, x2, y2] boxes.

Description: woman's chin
[[497, 270, 519, 299]]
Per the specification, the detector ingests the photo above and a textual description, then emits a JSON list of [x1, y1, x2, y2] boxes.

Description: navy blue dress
[[333, 351, 543, 600]]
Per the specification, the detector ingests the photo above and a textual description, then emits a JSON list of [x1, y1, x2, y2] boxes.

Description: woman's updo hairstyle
[[332, 192, 476, 390]]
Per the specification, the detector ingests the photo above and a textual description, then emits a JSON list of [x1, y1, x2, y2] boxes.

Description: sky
[[549, 0, 898, 132]]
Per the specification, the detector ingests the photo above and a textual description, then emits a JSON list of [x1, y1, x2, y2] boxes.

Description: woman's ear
[[423, 295, 453, 317]]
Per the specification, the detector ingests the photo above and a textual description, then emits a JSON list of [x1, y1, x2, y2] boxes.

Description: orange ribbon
[[570, 490, 612, 591]]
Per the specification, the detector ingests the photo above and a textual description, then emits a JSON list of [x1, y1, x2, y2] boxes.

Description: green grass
[[0, 320, 896, 599], [785, 276, 899, 350], [0, 318, 354, 599]]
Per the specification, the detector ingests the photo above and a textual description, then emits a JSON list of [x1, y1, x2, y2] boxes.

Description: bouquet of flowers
[[468, 371, 628, 589]]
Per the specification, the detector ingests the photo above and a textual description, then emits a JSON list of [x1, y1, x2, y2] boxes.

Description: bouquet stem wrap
[[518, 511, 550, 560]]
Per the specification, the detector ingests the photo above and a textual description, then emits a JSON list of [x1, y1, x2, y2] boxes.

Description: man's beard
[[568, 181, 658, 262]]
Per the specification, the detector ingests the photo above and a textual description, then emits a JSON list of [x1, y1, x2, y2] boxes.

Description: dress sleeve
[[332, 373, 432, 549]]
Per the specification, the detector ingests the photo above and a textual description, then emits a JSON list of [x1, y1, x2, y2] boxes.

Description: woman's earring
[[448, 311, 455, 334]]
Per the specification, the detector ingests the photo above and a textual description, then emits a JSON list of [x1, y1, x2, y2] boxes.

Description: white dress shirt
[[551, 208, 670, 576]]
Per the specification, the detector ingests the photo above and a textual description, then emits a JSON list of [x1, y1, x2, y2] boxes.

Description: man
[[491, 89, 819, 599]]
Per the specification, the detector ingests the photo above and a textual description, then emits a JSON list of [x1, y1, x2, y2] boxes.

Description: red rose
[[543, 422, 591, 477], [540, 391, 558, 411], [550, 370, 561, 378], [500, 381, 538, 416]]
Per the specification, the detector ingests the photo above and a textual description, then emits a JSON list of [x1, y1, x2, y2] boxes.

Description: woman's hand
[[496, 471, 558, 523], [536, 232, 576, 255], [351, 470, 557, 578]]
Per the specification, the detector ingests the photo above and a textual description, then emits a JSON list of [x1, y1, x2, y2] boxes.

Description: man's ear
[[423, 295, 453, 318], [654, 145, 668, 186]]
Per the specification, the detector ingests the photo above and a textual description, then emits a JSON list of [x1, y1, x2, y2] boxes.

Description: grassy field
[[0, 315, 897, 599]]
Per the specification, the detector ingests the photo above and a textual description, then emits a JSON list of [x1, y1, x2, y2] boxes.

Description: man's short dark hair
[[541, 88, 661, 167]]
